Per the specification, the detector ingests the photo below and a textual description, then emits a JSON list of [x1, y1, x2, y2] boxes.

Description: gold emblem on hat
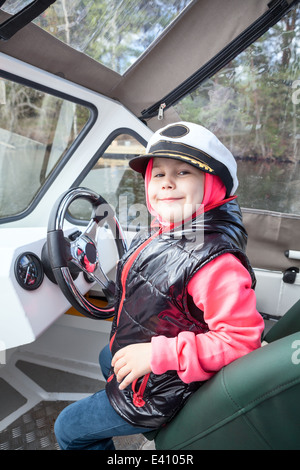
[[178, 155, 214, 173], [151, 150, 214, 173]]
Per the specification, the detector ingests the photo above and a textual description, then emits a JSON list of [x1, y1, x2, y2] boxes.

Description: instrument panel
[[14, 252, 44, 291]]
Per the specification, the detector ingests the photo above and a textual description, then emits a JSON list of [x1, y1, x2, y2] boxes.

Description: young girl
[[54, 122, 264, 450]]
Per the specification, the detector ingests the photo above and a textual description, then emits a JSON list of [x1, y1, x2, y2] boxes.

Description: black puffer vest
[[106, 199, 255, 428]]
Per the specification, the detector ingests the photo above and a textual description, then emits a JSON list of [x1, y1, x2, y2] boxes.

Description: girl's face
[[148, 157, 205, 223]]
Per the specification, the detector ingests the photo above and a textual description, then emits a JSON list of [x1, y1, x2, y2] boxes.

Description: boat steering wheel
[[46, 187, 127, 319]]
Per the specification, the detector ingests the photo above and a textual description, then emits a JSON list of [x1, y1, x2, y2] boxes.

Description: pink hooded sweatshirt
[[144, 158, 264, 383]]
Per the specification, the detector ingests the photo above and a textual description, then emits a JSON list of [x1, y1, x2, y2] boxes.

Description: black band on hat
[[149, 140, 215, 173]]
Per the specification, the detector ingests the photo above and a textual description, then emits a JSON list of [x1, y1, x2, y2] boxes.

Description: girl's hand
[[111, 343, 152, 390]]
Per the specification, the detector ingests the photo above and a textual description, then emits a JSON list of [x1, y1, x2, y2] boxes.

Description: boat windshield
[[2, 0, 193, 75]]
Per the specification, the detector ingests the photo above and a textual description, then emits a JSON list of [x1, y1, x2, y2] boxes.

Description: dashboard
[[0, 226, 93, 351]]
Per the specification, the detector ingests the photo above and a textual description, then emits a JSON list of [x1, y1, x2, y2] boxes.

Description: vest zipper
[[108, 229, 163, 407], [109, 228, 162, 351]]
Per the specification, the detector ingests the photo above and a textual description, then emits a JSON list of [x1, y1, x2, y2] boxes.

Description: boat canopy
[[0, 0, 296, 129]]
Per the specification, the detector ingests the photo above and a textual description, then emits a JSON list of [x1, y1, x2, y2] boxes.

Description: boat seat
[[145, 298, 300, 450], [263, 298, 300, 344]]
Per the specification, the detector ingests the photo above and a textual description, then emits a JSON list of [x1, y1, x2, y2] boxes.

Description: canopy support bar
[[0, 0, 56, 41]]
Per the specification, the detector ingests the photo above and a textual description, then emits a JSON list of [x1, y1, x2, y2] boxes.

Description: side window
[[174, 4, 299, 215], [0, 77, 91, 220], [70, 134, 149, 229]]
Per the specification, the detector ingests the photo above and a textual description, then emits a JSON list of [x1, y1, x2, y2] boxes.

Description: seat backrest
[[154, 331, 300, 450], [264, 298, 300, 343]]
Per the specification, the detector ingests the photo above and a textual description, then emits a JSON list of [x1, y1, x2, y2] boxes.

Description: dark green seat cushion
[[264, 298, 300, 343], [154, 332, 300, 450]]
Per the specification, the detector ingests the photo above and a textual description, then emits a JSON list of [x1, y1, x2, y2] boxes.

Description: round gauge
[[14, 252, 44, 291]]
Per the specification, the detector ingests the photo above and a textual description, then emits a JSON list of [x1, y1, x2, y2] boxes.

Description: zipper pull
[[158, 103, 166, 120], [132, 373, 150, 407], [133, 394, 146, 407]]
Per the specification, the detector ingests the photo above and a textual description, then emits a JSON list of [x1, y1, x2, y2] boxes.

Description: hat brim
[[128, 154, 155, 175]]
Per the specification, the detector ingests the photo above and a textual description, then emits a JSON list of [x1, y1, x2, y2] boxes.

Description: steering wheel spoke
[[81, 216, 101, 241]]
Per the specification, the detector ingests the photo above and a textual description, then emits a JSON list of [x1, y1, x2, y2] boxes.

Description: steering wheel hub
[[72, 236, 98, 273]]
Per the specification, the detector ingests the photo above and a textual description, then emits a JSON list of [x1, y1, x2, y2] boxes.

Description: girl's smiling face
[[147, 157, 205, 223]]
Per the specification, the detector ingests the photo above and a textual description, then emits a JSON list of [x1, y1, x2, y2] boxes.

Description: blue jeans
[[54, 344, 153, 450]]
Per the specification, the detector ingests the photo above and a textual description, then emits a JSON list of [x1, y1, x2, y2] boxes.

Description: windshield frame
[[0, 70, 98, 225]]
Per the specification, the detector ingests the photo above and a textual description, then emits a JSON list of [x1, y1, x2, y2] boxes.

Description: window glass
[[69, 134, 149, 229], [174, 5, 300, 215], [2, 0, 193, 75], [0, 77, 90, 219]]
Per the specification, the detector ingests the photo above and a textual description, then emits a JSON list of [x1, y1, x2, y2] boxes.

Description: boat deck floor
[[0, 400, 149, 450]]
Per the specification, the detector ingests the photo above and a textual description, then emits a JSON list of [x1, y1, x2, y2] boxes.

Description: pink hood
[[144, 158, 234, 227]]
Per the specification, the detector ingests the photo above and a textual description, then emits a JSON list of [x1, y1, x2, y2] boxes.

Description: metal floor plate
[[0, 400, 71, 450], [0, 400, 151, 450]]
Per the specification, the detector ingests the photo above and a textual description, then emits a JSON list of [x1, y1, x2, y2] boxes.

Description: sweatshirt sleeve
[[150, 253, 265, 383]]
